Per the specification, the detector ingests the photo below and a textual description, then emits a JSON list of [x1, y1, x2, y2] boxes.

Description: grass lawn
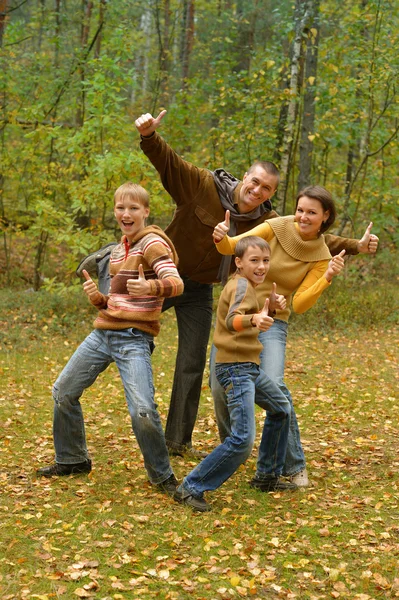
[[0, 285, 398, 599]]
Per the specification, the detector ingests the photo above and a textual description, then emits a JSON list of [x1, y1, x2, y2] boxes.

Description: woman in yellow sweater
[[211, 185, 346, 488]]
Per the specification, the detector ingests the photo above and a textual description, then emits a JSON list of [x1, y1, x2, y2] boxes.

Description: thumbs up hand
[[325, 249, 346, 282], [213, 210, 231, 243], [135, 110, 167, 137], [127, 264, 151, 296], [82, 269, 100, 300], [251, 298, 274, 332], [357, 221, 379, 254], [268, 282, 287, 313]]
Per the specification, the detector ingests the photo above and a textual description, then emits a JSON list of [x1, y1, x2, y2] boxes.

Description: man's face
[[237, 166, 278, 214], [235, 245, 271, 287]]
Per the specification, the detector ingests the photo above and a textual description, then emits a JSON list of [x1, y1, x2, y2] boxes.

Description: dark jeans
[[97, 254, 213, 451]]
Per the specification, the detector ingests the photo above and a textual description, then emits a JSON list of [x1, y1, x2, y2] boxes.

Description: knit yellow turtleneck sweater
[[216, 216, 333, 322]]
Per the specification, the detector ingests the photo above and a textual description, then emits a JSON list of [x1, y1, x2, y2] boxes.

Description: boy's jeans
[[97, 253, 213, 452], [52, 328, 173, 484], [180, 362, 290, 498], [210, 319, 306, 477]]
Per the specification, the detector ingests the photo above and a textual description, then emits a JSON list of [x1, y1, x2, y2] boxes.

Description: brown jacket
[[140, 132, 359, 284]]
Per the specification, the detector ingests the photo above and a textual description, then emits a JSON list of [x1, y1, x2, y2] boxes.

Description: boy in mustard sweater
[[37, 182, 183, 496], [174, 236, 296, 512]]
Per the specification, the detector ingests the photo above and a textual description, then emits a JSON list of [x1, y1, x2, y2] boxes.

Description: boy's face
[[114, 195, 149, 242], [235, 245, 270, 287]]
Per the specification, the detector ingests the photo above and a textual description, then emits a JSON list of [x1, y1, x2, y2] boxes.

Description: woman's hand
[[325, 250, 345, 282], [268, 282, 287, 313], [213, 210, 230, 243]]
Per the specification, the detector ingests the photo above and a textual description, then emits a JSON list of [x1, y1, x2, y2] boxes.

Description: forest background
[[1, 2, 399, 599], [0, 0, 398, 290]]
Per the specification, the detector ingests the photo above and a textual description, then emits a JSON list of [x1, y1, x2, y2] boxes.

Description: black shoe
[[76, 243, 117, 278], [37, 459, 92, 478], [168, 447, 207, 459], [174, 488, 211, 512], [156, 474, 179, 496], [249, 476, 298, 492]]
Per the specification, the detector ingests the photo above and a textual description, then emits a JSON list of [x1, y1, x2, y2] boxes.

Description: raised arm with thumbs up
[[357, 222, 379, 254], [127, 264, 151, 296]]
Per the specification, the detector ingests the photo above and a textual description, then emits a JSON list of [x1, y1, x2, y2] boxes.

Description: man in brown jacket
[[78, 110, 379, 457]]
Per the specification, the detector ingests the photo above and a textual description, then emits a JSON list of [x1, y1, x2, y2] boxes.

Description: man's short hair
[[247, 161, 280, 186], [235, 236, 271, 259], [114, 182, 150, 208]]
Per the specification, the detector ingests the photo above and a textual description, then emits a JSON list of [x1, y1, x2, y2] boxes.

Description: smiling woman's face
[[294, 196, 330, 240]]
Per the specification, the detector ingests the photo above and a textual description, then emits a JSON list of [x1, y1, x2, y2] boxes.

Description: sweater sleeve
[[324, 233, 359, 256], [216, 221, 274, 255], [143, 237, 184, 298], [292, 260, 331, 314], [140, 132, 207, 207], [225, 278, 257, 332]]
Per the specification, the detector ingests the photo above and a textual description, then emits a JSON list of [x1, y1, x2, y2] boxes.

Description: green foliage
[[1, 0, 398, 288]]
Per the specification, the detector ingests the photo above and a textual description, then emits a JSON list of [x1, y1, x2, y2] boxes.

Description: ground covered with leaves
[[0, 287, 398, 599]]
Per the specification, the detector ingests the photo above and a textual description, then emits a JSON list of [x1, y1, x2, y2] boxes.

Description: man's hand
[[213, 210, 230, 243], [135, 110, 167, 137], [127, 264, 151, 296], [252, 298, 274, 332], [325, 250, 345, 282], [357, 222, 379, 254], [268, 282, 287, 313], [82, 269, 100, 300]]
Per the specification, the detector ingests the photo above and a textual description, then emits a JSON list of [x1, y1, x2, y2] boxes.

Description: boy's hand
[[325, 250, 345, 282], [213, 210, 230, 243], [135, 110, 167, 137], [82, 269, 100, 300], [357, 222, 379, 254], [127, 264, 151, 296], [268, 282, 287, 313], [252, 298, 274, 332]]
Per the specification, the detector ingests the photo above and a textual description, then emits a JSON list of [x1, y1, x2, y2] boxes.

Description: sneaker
[[76, 243, 117, 278], [37, 459, 92, 478], [287, 468, 309, 488], [156, 474, 179, 496], [168, 447, 208, 459], [249, 476, 298, 492], [174, 487, 211, 512]]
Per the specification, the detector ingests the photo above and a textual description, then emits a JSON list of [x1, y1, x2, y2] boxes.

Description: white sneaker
[[288, 468, 309, 487]]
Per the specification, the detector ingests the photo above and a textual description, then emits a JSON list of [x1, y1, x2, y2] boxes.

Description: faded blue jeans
[[97, 252, 213, 452], [179, 362, 291, 498], [210, 319, 306, 477], [52, 328, 173, 484]]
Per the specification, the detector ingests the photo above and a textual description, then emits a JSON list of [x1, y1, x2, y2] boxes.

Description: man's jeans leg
[[164, 277, 213, 451], [112, 329, 173, 484], [182, 363, 258, 497], [259, 320, 306, 477], [53, 330, 112, 464]]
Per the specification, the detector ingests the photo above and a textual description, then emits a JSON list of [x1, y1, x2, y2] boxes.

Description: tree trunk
[[276, 0, 314, 213], [297, 0, 320, 193], [180, 0, 194, 87]]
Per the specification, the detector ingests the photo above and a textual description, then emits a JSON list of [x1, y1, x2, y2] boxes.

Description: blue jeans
[[52, 328, 173, 484], [97, 253, 213, 452], [210, 319, 306, 477], [180, 362, 290, 498]]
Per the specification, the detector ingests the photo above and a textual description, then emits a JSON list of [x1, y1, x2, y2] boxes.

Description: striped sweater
[[88, 225, 183, 336]]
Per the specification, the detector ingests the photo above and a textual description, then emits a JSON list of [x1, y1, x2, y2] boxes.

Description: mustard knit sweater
[[216, 216, 332, 322]]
